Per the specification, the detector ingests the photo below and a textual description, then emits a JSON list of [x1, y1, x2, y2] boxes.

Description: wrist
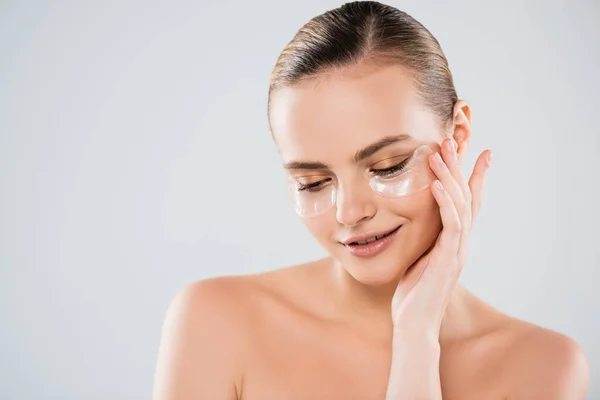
[[386, 331, 442, 400], [392, 326, 440, 347]]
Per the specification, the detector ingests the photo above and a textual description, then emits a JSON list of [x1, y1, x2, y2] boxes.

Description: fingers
[[430, 139, 491, 230], [441, 139, 473, 222], [430, 179, 461, 254], [429, 139, 469, 227], [418, 141, 490, 284], [429, 139, 472, 256], [414, 178, 462, 294], [468, 150, 492, 220]]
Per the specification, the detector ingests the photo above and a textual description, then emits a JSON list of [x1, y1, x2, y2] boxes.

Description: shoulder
[[153, 264, 316, 399], [161, 275, 256, 342], [160, 273, 271, 350], [503, 320, 590, 399], [152, 275, 261, 399], [164, 261, 316, 327], [168, 275, 255, 318]]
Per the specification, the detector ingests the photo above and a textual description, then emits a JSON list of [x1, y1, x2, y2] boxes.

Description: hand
[[390, 138, 492, 339]]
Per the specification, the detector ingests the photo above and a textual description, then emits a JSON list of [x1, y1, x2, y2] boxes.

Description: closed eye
[[371, 158, 410, 178], [297, 178, 332, 192]]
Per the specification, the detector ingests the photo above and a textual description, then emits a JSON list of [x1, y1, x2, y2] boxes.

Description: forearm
[[385, 330, 442, 400]]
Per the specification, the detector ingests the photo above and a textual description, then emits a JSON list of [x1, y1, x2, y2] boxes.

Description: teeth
[[355, 233, 386, 245]]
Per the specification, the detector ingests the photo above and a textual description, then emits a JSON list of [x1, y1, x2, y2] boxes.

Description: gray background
[[1, 0, 599, 399]]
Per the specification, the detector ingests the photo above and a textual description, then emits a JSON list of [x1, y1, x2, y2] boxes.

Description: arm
[[385, 331, 442, 400], [152, 278, 246, 400]]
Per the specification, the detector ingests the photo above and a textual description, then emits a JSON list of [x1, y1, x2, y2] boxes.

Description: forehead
[[270, 65, 441, 163]]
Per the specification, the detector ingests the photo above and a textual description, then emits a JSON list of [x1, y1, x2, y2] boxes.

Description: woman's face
[[269, 64, 451, 286]]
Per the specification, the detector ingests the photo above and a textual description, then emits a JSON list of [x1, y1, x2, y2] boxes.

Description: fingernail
[[487, 151, 492, 166], [434, 152, 443, 164], [434, 180, 444, 191]]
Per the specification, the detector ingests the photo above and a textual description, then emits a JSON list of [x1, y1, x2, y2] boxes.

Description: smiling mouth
[[348, 225, 402, 246]]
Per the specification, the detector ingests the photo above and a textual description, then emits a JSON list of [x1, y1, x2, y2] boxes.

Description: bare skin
[[154, 262, 589, 399], [153, 64, 590, 399]]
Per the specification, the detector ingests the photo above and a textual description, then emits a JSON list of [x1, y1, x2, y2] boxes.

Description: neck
[[327, 258, 488, 345]]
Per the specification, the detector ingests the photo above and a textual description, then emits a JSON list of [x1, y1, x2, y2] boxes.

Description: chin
[[346, 263, 408, 287], [334, 247, 413, 287]]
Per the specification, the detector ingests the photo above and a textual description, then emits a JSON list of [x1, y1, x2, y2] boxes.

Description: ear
[[451, 99, 472, 161]]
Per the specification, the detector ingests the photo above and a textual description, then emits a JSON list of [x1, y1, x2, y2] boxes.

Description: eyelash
[[296, 157, 410, 192], [370, 157, 410, 178], [297, 178, 331, 192]]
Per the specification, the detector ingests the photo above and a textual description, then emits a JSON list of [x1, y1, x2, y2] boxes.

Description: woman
[[153, 2, 590, 399]]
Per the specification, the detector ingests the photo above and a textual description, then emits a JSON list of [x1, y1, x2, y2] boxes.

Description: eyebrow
[[283, 134, 411, 170]]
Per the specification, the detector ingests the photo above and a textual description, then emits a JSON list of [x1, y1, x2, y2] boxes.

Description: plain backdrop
[[1, 0, 599, 398]]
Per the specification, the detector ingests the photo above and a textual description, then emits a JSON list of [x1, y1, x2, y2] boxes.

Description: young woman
[[153, 2, 590, 399]]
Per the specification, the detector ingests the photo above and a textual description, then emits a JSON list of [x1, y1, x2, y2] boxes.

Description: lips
[[341, 225, 402, 258], [341, 225, 402, 246]]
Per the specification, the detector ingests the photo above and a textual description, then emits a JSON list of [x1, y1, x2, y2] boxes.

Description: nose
[[335, 179, 377, 227]]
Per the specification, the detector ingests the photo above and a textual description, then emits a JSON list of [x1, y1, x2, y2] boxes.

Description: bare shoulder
[[152, 275, 259, 400], [161, 259, 317, 334], [162, 275, 259, 343], [152, 263, 316, 400], [501, 318, 590, 399]]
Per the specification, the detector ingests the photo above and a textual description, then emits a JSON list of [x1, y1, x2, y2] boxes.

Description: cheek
[[386, 187, 438, 218], [301, 215, 335, 243], [387, 187, 442, 237]]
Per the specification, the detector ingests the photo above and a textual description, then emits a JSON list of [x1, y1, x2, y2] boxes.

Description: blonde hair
[[268, 1, 457, 130]]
